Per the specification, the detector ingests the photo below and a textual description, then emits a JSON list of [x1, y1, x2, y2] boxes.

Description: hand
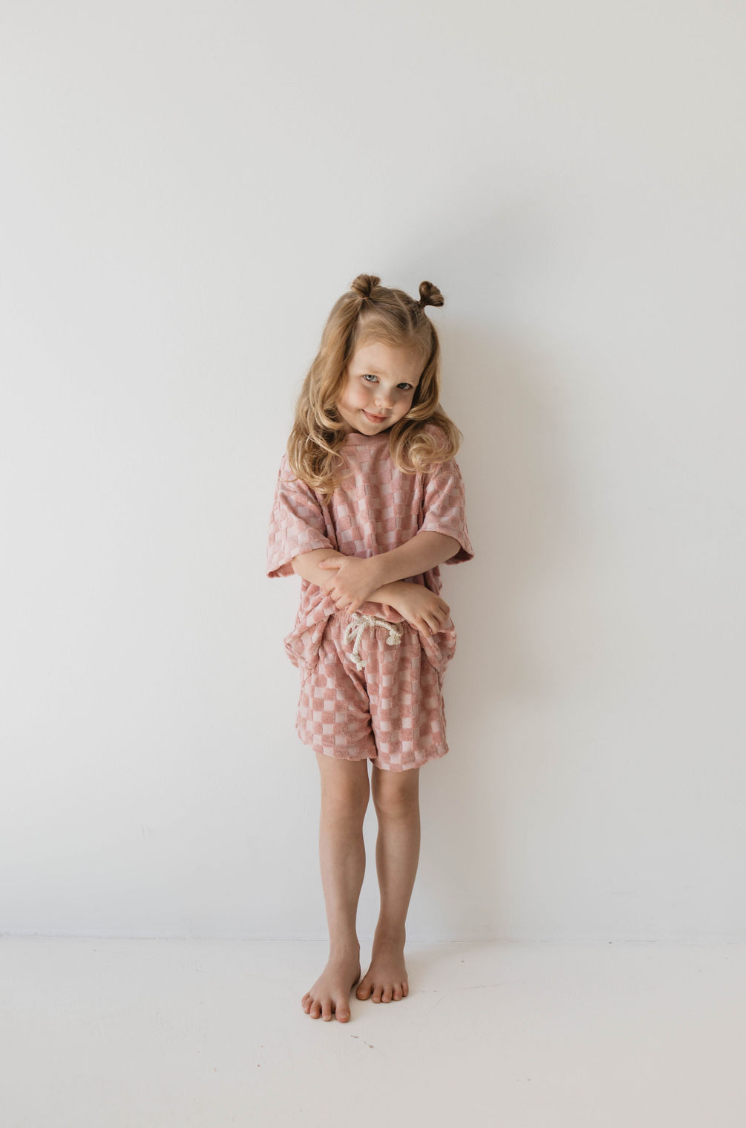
[[316, 555, 384, 615], [386, 582, 451, 637]]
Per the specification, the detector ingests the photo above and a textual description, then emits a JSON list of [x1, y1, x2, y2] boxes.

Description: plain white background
[[1, 0, 744, 943]]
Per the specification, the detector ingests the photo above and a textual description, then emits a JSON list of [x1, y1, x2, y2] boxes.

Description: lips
[[363, 410, 388, 423]]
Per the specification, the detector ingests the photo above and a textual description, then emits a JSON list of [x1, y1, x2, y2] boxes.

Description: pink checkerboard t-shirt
[[266, 422, 474, 675]]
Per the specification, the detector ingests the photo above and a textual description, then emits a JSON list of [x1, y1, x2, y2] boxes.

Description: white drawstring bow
[[342, 612, 403, 671]]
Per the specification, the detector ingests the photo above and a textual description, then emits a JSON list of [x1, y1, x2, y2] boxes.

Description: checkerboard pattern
[[266, 423, 473, 585], [295, 610, 450, 772], [266, 423, 474, 768]]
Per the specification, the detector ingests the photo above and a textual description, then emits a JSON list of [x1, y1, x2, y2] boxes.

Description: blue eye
[[362, 374, 413, 390]]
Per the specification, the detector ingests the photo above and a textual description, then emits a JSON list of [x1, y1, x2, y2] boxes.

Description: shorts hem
[[297, 733, 375, 764], [372, 745, 450, 772], [296, 728, 449, 772]]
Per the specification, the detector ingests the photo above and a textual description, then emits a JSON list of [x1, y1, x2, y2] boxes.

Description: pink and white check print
[[296, 609, 449, 772], [266, 422, 474, 770]]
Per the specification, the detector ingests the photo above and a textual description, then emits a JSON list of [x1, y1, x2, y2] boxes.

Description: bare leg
[[356, 764, 420, 1003], [301, 751, 370, 1022]]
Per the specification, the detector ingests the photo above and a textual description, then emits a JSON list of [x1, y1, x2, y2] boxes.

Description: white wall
[[1, 1, 744, 941]]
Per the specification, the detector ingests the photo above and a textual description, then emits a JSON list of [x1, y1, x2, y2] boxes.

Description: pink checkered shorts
[[295, 609, 451, 772]]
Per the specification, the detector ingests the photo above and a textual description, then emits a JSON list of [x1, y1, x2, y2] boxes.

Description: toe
[[336, 1005, 351, 1022], [322, 1002, 333, 1021], [392, 985, 403, 1000], [381, 985, 393, 1002], [372, 986, 383, 1003], [310, 1000, 321, 1018]]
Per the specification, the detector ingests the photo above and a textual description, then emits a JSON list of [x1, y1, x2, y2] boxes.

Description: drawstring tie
[[342, 612, 403, 671]]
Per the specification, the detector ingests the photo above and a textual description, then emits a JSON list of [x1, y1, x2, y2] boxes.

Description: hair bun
[[417, 281, 444, 309], [350, 274, 381, 300]]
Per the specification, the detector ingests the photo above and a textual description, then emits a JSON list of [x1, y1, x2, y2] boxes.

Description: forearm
[[291, 549, 409, 606], [369, 531, 461, 586]]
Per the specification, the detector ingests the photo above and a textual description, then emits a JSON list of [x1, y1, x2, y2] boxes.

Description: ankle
[[373, 927, 406, 947], [329, 939, 361, 958]]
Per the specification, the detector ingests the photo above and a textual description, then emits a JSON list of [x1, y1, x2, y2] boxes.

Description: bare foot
[[302, 950, 362, 1022], [356, 938, 409, 1003]]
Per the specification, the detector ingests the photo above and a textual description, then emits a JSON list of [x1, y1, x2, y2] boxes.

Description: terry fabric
[[266, 421, 474, 681], [296, 609, 450, 772]]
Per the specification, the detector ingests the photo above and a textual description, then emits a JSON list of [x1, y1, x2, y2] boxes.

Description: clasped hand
[[316, 554, 383, 615]]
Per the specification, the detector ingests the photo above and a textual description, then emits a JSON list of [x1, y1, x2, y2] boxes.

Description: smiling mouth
[[363, 410, 388, 422]]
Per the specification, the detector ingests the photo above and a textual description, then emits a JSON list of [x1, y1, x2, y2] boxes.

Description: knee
[[372, 781, 419, 820], [321, 777, 370, 823]]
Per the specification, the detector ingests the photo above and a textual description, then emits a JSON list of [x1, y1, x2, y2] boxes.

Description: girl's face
[[337, 341, 423, 435]]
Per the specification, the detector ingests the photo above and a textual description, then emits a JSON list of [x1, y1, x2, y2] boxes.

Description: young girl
[[266, 273, 474, 1023]]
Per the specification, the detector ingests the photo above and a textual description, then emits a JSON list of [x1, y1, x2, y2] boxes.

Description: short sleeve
[[266, 455, 336, 578], [420, 457, 474, 564]]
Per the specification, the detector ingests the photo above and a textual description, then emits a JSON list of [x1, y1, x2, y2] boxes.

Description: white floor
[[1, 938, 744, 1127]]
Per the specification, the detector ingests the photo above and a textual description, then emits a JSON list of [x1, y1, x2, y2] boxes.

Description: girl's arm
[[367, 531, 461, 587], [292, 549, 412, 606]]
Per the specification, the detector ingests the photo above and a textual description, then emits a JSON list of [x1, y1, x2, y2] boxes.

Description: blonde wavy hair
[[286, 273, 464, 498]]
